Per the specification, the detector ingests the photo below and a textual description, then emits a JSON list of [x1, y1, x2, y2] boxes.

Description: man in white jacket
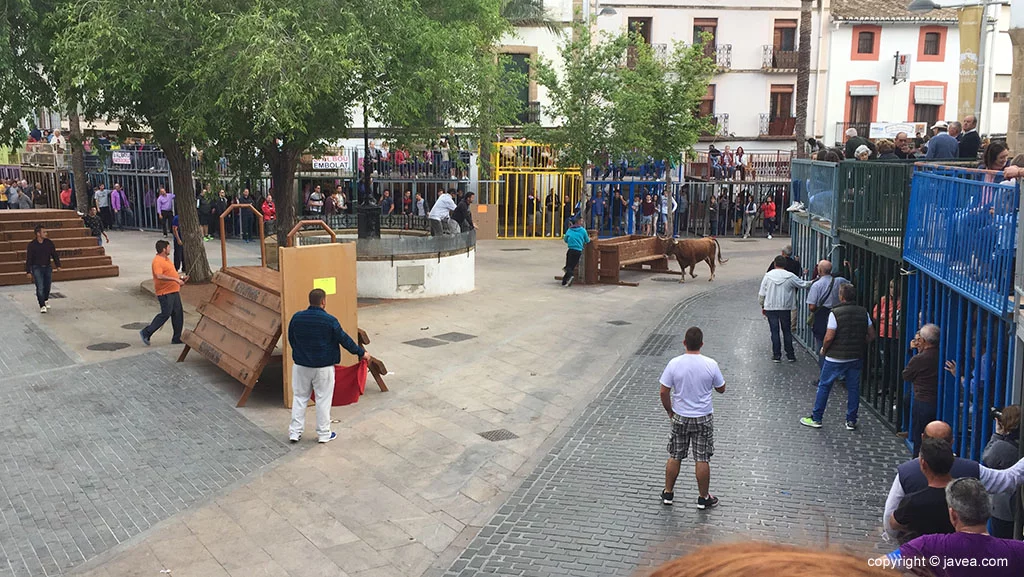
[[759, 255, 813, 362]]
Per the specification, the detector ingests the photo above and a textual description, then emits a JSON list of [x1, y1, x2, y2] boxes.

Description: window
[[699, 85, 715, 119], [849, 96, 875, 124], [994, 92, 1010, 103], [770, 85, 794, 120], [504, 53, 531, 125], [917, 26, 947, 62], [851, 25, 881, 61], [908, 82, 946, 125], [913, 104, 939, 126], [693, 18, 717, 58], [857, 32, 875, 54], [773, 20, 797, 52], [628, 17, 652, 45]]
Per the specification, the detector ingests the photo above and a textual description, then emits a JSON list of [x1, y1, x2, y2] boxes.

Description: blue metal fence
[[790, 159, 839, 236], [905, 269, 1016, 460], [789, 214, 840, 350], [903, 167, 1019, 316]]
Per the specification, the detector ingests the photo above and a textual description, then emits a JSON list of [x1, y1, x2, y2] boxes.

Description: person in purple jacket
[[156, 187, 175, 237], [882, 477, 1024, 576]]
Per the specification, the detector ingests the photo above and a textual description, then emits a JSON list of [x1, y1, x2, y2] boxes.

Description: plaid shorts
[[667, 414, 714, 462]]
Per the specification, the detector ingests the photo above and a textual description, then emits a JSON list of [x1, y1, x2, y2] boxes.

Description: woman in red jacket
[[761, 195, 777, 239], [262, 192, 277, 235]]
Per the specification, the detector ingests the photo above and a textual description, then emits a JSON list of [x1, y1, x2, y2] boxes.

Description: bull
[[661, 237, 728, 283]]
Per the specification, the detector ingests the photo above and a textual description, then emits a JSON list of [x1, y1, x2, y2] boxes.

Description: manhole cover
[[651, 277, 681, 282], [86, 342, 131, 352], [478, 429, 519, 442], [635, 333, 676, 356], [121, 322, 150, 330], [49, 292, 66, 299], [500, 248, 531, 252], [434, 332, 476, 342], [403, 338, 448, 348], [607, 320, 631, 326]]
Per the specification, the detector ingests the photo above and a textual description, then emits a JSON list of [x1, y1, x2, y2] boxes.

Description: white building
[[596, 0, 826, 151]]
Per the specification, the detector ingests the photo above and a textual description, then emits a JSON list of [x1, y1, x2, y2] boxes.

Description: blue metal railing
[[906, 269, 1016, 460], [903, 167, 1019, 317], [791, 159, 839, 236]]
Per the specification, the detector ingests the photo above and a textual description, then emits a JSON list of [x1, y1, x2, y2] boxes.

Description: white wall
[[356, 250, 476, 299], [824, 22, 961, 144]]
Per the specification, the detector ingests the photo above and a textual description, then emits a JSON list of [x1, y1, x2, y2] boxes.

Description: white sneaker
[[786, 201, 805, 213], [40, 306, 47, 314], [45, 300, 50, 308], [767, 234, 773, 239]]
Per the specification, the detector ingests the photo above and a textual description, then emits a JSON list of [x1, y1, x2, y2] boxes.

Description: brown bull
[[662, 237, 728, 283]]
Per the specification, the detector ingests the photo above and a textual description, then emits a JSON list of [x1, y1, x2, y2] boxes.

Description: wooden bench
[[595, 235, 674, 286]]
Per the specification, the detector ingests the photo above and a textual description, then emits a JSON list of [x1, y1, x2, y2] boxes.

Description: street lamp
[[906, 0, 993, 127], [582, 2, 617, 23]]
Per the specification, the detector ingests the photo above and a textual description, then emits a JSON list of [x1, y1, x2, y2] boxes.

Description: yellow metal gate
[[493, 141, 582, 239]]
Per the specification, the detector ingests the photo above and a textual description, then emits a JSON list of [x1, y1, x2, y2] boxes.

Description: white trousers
[[289, 364, 335, 441]]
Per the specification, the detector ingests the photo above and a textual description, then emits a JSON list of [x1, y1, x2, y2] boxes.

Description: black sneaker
[[772, 357, 781, 363], [697, 495, 719, 510], [661, 491, 674, 505], [846, 421, 857, 431]]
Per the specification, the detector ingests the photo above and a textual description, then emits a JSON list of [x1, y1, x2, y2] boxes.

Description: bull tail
[[714, 237, 728, 263]]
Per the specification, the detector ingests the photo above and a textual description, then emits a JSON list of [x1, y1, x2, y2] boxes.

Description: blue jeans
[[142, 292, 184, 342], [765, 310, 795, 360], [31, 265, 52, 307], [811, 359, 863, 423]]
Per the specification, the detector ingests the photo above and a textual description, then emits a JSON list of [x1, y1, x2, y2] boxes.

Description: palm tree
[[794, 0, 813, 158], [501, 0, 562, 33]]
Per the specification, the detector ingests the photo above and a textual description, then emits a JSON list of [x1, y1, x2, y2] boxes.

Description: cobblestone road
[[446, 279, 908, 577], [0, 298, 288, 577]]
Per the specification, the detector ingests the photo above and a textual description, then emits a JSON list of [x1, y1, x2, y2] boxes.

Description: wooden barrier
[[595, 235, 674, 286]]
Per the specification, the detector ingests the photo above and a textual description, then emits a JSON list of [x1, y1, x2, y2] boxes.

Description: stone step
[[0, 227, 91, 242], [0, 255, 113, 274], [0, 236, 100, 254], [0, 246, 107, 261], [0, 265, 119, 286]]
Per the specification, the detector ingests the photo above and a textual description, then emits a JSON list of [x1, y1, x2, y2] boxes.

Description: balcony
[[759, 113, 795, 138], [700, 113, 729, 138], [715, 45, 732, 70], [762, 46, 798, 72], [652, 43, 668, 62]]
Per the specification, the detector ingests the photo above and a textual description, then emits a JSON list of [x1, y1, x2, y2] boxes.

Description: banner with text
[[958, 6, 982, 118]]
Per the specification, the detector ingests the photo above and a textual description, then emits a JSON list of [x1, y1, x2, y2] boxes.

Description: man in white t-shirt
[[659, 326, 726, 509], [427, 190, 457, 236], [800, 283, 876, 431]]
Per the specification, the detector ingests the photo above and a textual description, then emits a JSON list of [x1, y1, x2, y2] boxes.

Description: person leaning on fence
[[561, 216, 590, 287], [903, 324, 940, 457], [982, 405, 1021, 539], [287, 288, 370, 444], [427, 189, 458, 236], [759, 255, 814, 363]]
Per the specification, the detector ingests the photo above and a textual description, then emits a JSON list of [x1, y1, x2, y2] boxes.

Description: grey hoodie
[[758, 268, 813, 311]]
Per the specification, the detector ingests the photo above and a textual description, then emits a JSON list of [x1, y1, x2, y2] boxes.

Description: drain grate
[[635, 333, 677, 356], [49, 292, 66, 299], [500, 248, 531, 252], [403, 338, 448, 348], [607, 320, 631, 326], [434, 332, 476, 342], [121, 322, 150, 330], [86, 342, 131, 352], [478, 429, 519, 442]]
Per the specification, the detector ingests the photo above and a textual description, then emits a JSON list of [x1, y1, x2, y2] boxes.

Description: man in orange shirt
[[140, 240, 188, 346]]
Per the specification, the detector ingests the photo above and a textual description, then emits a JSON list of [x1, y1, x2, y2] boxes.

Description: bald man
[[806, 260, 848, 368], [882, 420, 1024, 539], [959, 115, 981, 160]]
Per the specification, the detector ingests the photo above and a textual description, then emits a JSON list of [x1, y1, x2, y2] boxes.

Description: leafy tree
[[500, 0, 561, 33], [53, 0, 214, 281], [611, 37, 714, 233]]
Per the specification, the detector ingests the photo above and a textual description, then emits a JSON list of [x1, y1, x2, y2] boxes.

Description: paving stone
[[0, 331, 288, 577], [444, 280, 908, 576]]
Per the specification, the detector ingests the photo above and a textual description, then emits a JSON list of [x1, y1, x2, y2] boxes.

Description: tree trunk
[[794, 0, 813, 159], [265, 143, 301, 249], [152, 123, 214, 283], [67, 108, 90, 211]]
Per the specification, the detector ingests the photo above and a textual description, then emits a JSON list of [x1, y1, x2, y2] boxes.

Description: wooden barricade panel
[[279, 242, 358, 409], [178, 268, 283, 407]]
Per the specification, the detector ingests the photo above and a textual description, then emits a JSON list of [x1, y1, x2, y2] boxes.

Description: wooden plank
[[193, 318, 272, 366], [213, 271, 282, 311], [208, 288, 281, 334], [223, 266, 281, 295], [196, 301, 279, 349], [181, 330, 260, 386]]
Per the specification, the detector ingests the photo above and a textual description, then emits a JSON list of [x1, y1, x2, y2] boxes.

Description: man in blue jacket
[[287, 288, 371, 443], [562, 216, 590, 287]]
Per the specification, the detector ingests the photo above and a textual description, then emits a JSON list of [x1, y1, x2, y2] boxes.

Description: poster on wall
[[957, 6, 982, 118], [869, 122, 928, 139], [311, 155, 351, 171]]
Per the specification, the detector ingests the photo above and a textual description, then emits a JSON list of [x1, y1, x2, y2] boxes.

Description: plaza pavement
[[0, 229, 908, 577]]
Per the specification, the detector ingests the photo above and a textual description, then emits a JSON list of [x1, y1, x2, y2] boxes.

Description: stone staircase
[[0, 209, 119, 286]]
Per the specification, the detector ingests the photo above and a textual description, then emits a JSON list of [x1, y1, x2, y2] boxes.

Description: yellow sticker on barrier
[[313, 277, 337, 295]]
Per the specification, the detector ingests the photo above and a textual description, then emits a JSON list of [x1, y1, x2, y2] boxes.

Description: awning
[[849, 85, 879, 97], [914, 85, 945, 105]]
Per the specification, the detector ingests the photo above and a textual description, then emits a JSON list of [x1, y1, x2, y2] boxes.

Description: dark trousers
[[911, 398, 938, 457], [99, 206, 114, 228], [765, 309, 795, 360], [241, 214, 254, 240], [563, 249, 582, 285], [160, 210, 173, 235], [765, 216, 776, 236], [174, 241, 184, 272], [990, 518, 1014, 539], [142, 292, 183, 343], [31, 265, 52, 307]]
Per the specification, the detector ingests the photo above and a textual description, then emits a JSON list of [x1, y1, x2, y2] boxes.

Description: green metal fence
[[835, 160, 914, 260]]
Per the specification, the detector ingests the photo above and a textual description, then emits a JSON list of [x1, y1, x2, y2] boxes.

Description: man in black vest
[[800, 283, 875, 430], [882, 420, 1024, 540]]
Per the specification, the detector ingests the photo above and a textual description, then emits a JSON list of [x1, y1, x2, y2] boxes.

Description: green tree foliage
[[0, 0, 53, 149]]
